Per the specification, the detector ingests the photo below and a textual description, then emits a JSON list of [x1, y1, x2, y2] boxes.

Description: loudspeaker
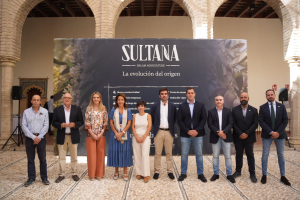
[[12, 86, 22, 100], [279, 88, 288, 101]]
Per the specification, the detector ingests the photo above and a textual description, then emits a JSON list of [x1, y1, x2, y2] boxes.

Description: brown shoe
[[136, 175, 142, 180], [72, 175, 80, 181], [55, 176, 65, 183], [144, 176, 149, 183]]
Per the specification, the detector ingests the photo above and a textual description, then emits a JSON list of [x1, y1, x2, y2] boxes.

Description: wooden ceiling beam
[[251, 3, 268, 18], [265, 10, 276, 18], [156, 0, 161, 16], [65, 1, 76, 17], [237, 0, 254, 17], [169, 1, 176, 16], [127, 6, 131, 16], [224, 0, 241, 17], [44, 0, 63, 17], [141, 0, 144, 16], [75, 0, 90, 17], [35, 5, 49, 17]]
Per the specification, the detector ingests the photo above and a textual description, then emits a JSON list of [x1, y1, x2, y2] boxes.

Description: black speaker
[[12, 86, 22, 100], [279, 88, 288, 101]]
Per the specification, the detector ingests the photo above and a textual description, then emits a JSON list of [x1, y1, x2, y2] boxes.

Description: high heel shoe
[[124, 174, 128, 181], [114, 173, 119, 180]]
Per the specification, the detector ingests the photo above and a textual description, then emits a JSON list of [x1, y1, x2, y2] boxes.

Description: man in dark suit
[[177, 87, 207, 182], [52, 93, 84, 183], [259, 89, 290, 186], [208, 94, 235, 183], [151, 87, 177, 180], [232, 92, 258, 183]]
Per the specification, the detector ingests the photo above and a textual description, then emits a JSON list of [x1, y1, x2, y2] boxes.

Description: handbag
[[114, 129, 128, 141]]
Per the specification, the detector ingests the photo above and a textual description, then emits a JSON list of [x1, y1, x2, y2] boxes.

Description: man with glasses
[[52, 93, 84, 183]]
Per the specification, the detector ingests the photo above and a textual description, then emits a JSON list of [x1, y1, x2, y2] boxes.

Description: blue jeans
[[212, 137, 232, 175], [181, 136, 203, 175], [262, 138, 285, 176]]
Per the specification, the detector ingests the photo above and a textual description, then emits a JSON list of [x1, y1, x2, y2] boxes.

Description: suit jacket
[[232, 105, 258, 143], [208, 107, 233, 144], [258, 101, 288, 139], [150, 101, 177, 137], [52, 105, 84, 145], [177, 100, 207, 138]]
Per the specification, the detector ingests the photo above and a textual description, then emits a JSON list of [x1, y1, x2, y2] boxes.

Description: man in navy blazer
[[232, 92, 258, 183], [207, 94, 235, 183], [259, 89, 290, 186], [52, 93, 84, 183], [177, 87, 207, 182], [150, 87, 177, 180]]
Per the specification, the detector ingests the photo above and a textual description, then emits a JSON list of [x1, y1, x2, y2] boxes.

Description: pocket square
[[278, 106, 280, 107], [249, 110, 251, 111]]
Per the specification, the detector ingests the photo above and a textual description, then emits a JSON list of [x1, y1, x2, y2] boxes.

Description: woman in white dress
[[132, 100, 152, 183]]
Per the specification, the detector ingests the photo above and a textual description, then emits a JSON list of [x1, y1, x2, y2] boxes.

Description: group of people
[[21, 87, 291, 187]]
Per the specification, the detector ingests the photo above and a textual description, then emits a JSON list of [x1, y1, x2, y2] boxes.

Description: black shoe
[[72, 175, 80, 181], [232, 171, 241, 178], [153, 173, 159, 180], [55, 176, 65, 183], [42, 179, 50, 185], [168, 173, 175, 180], [261, 175, 267, 184], [24, 179, 35, 187], [198, 174, 207, 182], [280, 176, 291, 186], [210, 174, 219, 181], [250, 174, 257, 183], [227, 175, 236, 183], [178, 174, 187, 181]]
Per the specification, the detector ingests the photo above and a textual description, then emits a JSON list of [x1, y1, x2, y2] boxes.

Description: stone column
[[0, 58, 17, 147], [288, 58, 300, 148]]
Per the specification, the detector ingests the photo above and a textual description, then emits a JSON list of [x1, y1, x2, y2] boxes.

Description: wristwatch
[[122, 130, 125, 134]]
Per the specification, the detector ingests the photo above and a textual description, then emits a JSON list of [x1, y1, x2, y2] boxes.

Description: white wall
[[1, 16, 288, 113]]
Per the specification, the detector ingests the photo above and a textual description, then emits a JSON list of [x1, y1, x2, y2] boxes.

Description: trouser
[[180, 136, 204, 175], [86, 137, 106, 178], [58, 135, 78, 176], [154, 130, 174, 173], [262, 138, 285, 176], [25, 137, 47, 180], [234, 141, 255, 174], [212, 137, 232, 176], [132, 135, 151, 177]]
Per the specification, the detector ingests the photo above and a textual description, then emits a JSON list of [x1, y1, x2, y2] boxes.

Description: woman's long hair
[[87, 92, 105, 112]]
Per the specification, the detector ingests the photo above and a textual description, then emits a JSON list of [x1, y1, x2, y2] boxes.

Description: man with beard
[[232, 92, 258, 183], [259, 89, 291, 186]]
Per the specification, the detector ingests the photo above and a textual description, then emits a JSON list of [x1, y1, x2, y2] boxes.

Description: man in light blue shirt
[[22, 94, 49, 187]]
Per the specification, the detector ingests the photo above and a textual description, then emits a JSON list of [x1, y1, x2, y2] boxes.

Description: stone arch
[[23, 84, 45, 97], [211, 0, 293, 58]]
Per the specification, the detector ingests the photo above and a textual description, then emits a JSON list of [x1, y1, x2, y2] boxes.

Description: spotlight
[[250, 4, 255, 11], [60, 3, 65, 10]]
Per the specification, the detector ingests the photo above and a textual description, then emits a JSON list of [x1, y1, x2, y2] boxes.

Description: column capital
[[0, 56, 20, 64]]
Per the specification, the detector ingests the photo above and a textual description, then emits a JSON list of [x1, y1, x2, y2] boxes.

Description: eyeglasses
[[63, 97, 72, 100]]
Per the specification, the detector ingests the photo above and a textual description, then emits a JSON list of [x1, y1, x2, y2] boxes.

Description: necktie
[[271, 103, 275, 130]]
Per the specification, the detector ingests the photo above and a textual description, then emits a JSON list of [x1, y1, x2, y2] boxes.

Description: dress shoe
[[72, 175, 80, 181], [24, 179, 35, 187], [153, 173, 159, 179], [210, 174, 219, 181], [227, 175, 236, 183], [280, 176, 291, 186], [250, 174, 257, 183], [55, 176, 65, 183], [42, 179, 50, 185], [232, 171, 241, 178], [168, 173, 175, 180], [261, 175, 267, 184], [136, 175, 142, 180], [178, 174, 187, 181], [144, 176, 150, 183], [198, 174, 207, 183]]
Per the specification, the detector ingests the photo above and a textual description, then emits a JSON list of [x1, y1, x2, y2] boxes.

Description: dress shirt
[[216, 107, 223, 130], [242, 105, 248, 118], [268, 101, 276, 116], [160, 100, 169, 128], [47, 99, 53, 113], [188, 99, 195, 129], [22, 106, 49, 140], [64, 104, 71, 133]]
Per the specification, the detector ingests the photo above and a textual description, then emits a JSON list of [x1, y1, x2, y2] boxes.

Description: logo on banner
[[272, 84, 277, 91]]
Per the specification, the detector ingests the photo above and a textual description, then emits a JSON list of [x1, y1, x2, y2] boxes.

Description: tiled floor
[[0, 145, 299, 200]]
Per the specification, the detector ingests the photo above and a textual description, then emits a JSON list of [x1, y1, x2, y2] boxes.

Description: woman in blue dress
[[107, 93, 133, 181]]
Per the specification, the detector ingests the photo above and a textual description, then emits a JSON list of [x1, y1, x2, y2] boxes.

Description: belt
[[33, 133, 39, 136], [65, 133, 71, 135], [159, 128, 170, 131]]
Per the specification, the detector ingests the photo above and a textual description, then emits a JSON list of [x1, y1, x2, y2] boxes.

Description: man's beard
[[241, 100, 248, 105]]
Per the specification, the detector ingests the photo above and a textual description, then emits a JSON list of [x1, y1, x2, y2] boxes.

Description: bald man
[[231, 92, 258, 183]]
